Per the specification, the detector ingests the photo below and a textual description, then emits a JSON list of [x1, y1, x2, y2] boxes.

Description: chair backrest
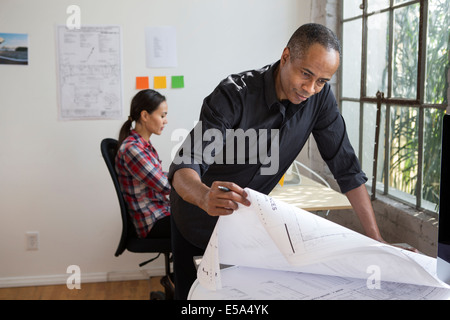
[[100, 138, 129, 257]]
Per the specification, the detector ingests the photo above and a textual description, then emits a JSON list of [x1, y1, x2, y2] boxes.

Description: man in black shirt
[[168, 23, 385, 299]]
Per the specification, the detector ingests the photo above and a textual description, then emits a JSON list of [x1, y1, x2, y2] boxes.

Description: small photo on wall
[[0, 33, 28, 65]]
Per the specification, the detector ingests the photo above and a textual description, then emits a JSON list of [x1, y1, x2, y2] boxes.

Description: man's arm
[[345, 184, 384, 242], [171, 168, 251, 216]]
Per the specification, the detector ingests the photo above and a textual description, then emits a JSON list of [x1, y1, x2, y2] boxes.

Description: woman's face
[[136, 100, 168, 140], [146, 101, 168, 136]]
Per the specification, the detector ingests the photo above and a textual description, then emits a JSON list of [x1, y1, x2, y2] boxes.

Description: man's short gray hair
[[287, 23, 341, 60]]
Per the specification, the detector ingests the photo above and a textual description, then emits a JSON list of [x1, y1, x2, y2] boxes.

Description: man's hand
[[204, 181, 251, 216], [172, 168, 251, 216], [391, 243, 420, 253]]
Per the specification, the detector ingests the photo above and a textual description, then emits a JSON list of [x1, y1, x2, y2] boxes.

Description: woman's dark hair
[[287, 23, 341, 61], [117, 89, 166, 151]]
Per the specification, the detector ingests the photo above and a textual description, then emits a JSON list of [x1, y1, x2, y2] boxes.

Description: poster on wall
[[55, 25, 123, 120], [145, 26, 177, 68], [0, 33, 28, 65]]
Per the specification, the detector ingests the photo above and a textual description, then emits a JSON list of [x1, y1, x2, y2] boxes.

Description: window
[[341, 0, 449, 212]]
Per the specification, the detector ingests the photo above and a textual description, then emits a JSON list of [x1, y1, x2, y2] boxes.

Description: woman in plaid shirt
[[115, 89, 171, 239]]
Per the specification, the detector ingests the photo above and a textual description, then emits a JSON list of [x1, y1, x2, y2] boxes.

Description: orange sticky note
[[278, 174, 285, 187], [136, 77, 149, 89], [154, 76, 167, 89]]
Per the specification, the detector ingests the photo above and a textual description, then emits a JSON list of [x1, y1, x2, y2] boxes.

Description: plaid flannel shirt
[[115, 130, 171, 238]]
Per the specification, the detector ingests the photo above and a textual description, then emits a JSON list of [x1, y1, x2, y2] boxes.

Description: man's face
[[277, 43, 340, 104]]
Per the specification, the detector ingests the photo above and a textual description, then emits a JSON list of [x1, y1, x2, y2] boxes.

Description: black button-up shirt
[[169, 61, 367, 248]]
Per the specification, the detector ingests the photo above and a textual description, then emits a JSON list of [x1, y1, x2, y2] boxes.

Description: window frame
[[340, 0, 447, 212]]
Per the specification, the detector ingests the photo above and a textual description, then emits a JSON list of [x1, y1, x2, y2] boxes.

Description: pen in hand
[[218, 186, 231, 192], [214, 183, 251, 209]]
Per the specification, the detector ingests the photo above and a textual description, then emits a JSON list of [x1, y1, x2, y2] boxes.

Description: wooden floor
[[0, 277, 164, 300]]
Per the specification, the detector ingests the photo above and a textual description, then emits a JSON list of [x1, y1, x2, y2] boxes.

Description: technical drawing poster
[[56, 25, 122, 120]]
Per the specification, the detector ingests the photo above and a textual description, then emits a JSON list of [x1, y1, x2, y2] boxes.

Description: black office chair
[[100, 138, 174, 300]]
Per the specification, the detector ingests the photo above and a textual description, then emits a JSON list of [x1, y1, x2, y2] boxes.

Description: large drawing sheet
[[56, 25, 122, 120], [190, 265, 450, 300], [196, 188, 450, 299]]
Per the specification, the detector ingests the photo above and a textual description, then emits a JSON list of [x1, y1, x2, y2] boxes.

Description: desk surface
[[269, 176, 351, 211]]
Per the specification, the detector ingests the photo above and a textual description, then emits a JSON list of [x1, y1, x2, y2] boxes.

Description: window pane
[[422, 108, 446, 211], [362, 103, 385, 186], [341, 101, 360, 156], [394, 0, 410, 5], [425, 0, 450, 104], [342, 20, 362, 98], [366, 12, 389, 97], [376, 106, 386, 184], [389, 106, 419, 203], [392, 4, 420, 99], [368, 0, 390, 12], [343, 0, 363, 19], [362, 103, 377, 180]]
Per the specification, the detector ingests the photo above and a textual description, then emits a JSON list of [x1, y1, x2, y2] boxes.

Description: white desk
[[269, 176, 351, 212]]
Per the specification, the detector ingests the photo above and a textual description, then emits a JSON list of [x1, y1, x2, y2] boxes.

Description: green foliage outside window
[[388, 0, 448, 208]]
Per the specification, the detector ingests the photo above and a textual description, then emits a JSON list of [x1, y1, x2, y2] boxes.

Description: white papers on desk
[[196, 188, 450, 299], [191, 265, 450, 300]]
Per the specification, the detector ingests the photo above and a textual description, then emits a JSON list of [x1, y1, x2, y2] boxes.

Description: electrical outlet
[[26, 232, 39, 250]]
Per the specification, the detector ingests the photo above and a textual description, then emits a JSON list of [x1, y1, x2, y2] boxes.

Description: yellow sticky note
[[154, 76, 167, 89], [278, 174, 285, 187], [136, 77, 149, 89]]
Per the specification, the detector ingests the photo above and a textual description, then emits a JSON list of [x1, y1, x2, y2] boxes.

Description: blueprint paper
[[191, 265, 450, 300], [55, 25, 123, 120], [197, 188, 450, 295]]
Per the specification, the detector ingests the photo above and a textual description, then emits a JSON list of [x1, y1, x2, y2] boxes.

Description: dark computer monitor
[[437, 114, 450, 284]]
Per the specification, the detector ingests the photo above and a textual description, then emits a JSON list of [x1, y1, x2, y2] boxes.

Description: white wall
[[0, 0, 311, 286]]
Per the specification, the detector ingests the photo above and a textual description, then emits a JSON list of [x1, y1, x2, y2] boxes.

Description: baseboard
[[0, 267, 165, 288]]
